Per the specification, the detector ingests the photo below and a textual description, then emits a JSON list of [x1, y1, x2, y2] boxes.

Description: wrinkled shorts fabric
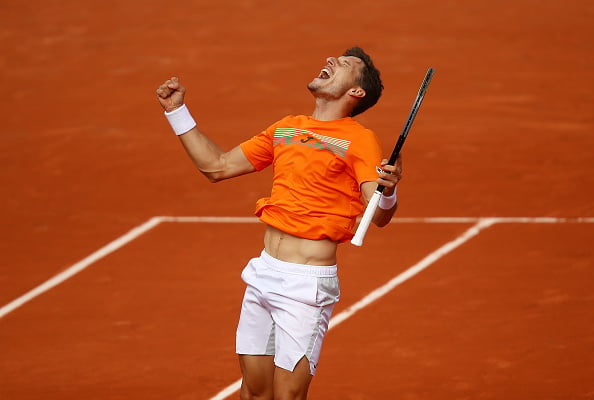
[[236, 250, 340, 375]]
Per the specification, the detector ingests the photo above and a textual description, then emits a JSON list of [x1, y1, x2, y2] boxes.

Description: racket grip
[[351, 191, 381, 246]]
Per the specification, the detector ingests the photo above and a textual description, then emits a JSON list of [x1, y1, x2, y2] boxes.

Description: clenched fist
[[156, 77, 186, 112]]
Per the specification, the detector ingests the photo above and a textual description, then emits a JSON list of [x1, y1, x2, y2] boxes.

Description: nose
[[326, 57, 337, 66]]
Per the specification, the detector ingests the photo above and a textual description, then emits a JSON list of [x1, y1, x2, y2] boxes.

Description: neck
[[311, 97, 352, 121]]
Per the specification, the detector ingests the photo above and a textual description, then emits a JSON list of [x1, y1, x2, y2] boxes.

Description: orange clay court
[[1, 1, 593, 399]]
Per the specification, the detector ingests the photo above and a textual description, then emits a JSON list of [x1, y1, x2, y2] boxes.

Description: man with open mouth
[[156, 46, 402, 400]]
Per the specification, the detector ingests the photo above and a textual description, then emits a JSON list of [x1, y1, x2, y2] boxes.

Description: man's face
[[308, 55, 364, 99]]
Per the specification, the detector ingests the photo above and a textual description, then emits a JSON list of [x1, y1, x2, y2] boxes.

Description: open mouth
[[318, 67, 331, 79]]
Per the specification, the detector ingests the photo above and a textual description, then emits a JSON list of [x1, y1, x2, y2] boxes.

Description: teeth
[[320, 67, 331, 79]]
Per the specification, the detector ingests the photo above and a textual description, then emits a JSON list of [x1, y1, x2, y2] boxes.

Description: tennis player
[[156, 47, 402, 400]]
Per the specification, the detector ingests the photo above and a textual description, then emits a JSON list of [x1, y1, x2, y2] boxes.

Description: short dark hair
[[343, 47, 383, 117]]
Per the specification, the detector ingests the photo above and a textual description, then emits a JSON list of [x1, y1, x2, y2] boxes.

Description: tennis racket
[[351, 67, 434, 246]]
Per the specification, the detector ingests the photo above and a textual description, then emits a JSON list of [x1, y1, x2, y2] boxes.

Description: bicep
[[218, 145, 257, 180]]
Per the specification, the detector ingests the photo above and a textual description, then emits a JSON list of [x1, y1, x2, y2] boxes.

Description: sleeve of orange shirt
[[239, 119, 280, 171], [349, 129, 383, 189]]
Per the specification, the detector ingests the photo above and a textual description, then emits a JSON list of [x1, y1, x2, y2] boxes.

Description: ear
[[348, 87, 366, 99]]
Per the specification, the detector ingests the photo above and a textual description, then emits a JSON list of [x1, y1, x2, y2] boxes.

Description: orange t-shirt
[[240, 115, 383, 242]]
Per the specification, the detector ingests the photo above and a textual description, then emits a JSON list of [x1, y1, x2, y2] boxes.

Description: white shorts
[[236, 250, 340, 375]]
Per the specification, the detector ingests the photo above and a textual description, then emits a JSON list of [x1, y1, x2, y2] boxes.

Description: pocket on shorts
[[280, 275, 318, 306], [240, 258, 259, 285], [316, 276, 340, 306]]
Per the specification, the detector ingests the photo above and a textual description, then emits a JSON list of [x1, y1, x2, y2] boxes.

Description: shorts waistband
[[260, 250, 337, 277]]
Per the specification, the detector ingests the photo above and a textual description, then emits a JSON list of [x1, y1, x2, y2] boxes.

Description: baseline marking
[[2, 215, 592, 398], [329, 217, 497, 329], [208, 217, 594, 399], [207, 218, 500, 400], [0, 217, 162, 319], [2, 216, 592, 321]]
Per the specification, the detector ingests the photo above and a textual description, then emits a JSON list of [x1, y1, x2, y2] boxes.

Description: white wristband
[[378, 187, 397, 210], [164, 104, 196, 136]]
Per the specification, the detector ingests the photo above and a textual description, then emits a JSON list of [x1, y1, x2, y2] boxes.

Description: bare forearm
[[178, 127, 228, 182], [372, 183, 398, 226], [361, 159, 401, 228], [156, 77, 255, 182], [178, 128, 256, 182], [372, 200, 397, 227]]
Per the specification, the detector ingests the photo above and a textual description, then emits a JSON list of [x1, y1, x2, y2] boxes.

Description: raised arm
[[156, 77, 256, 182], [360, 154, 403, 227]]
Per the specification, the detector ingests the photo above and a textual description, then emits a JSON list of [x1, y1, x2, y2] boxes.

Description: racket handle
[[351, 191, 381, 246]]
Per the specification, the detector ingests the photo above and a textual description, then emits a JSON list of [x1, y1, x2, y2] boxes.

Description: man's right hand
[[156, 77, 186, 112]]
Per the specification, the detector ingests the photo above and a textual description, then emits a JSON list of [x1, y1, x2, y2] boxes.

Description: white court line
[[328, 218, 498, 329], [207, 216, 593, 399], [0, 217, 163, 319], [1, 216, 592, 397], [158, 216, 260, 224], [207, 218, 500, 400], [158, 216, 594, 224], [2, 216, 592, 321]]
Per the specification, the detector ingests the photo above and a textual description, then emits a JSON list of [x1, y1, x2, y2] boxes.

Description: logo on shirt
[[274, 128, 351, 158]]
